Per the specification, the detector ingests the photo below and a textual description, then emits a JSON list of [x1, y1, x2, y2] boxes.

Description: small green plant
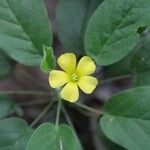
[[0, 0, 150, 150]]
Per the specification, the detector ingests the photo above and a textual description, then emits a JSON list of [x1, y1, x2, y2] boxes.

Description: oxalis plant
[[0, 0, 150, 150]]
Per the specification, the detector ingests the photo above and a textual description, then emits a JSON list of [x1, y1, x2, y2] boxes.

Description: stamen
[[71, 73, 78, 82]]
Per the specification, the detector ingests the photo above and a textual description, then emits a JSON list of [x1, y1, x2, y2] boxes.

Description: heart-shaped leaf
[[26, 123, 83, 150], [0, 118, 32, 150], [0, 0, 52, 66], [0, 95, 22, 119], [85, 0, 150, 65], [100, 86, 150, 150]]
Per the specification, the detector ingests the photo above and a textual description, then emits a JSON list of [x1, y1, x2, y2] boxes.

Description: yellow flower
[[49, 53, 98, 102]]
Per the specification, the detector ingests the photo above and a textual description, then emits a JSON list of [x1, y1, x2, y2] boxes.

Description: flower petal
[[78, 76, 98, 94], [76, 56, 96, 76], [49, 70, 70, 88], [58, 53, 76, 74], [61, 82, 79, 102]]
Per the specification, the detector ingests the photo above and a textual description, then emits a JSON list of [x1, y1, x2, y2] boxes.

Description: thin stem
[[55, 97, 62, 128], [0, 74, 131, 97], [62, 105, 75, 131], [76, 102, 104, 115], [30, 102, 53, 128], [19, 99, 51, 106], [101, 74, 132, 84], [0, 90, 52, 96], [18, 69, 48, 90]]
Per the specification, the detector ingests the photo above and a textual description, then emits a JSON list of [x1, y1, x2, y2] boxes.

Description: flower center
[[70, 73, 78, 82]]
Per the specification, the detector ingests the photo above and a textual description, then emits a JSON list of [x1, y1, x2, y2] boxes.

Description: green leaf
[[0, 96, 14, 119], [100, 86, 150, 150], [130, 33, 150, 72], [56, 0, 102, 54], [0, 50, 13, 78], [40, 46, 55, 73], [133, 71, 150, 87], [105, 54, 132, 77], [98, 127, 125, 150], [26, 123, 83, 150], [104, 30, 150, 77], [0, 117, 32, 150], [0, 95, 23, 119], [0, 0, 52, 66], [130, 32, 150, 86], [85, 0, 150, 66]]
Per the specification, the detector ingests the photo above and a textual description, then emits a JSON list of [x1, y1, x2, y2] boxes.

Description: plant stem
[[55, 97, 62, 128], [101, 74, 132, 84], [62, 105, 75, 130], [30, 101, 53, 128], [76, 102, 104, 115], [0, 90, 52, 96], [0, 74, 132, 97], [18, 69, 48, 90], [19, 99, 50, 106]]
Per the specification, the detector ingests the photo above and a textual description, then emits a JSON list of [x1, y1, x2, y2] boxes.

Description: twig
[[18, 69, 48, 90], [30, 101, 54, 128], [76, 102, 104, 116], [55, 97, 62, 128], [100, 74, 132, 84], [62, 105, 75, 131], [0, 90, 52, 96], [19, 99, 52, 106]]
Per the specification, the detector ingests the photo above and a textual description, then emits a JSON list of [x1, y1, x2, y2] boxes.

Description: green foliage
[[0, 118, 32, 150], [0, 50, 13, 79], [0, 95, 22, 119], [0, 0, 150, 149], [98, 127, 125, 150], [130, 32, 150, 86], [0, 0, 52, 66], [40, 46, 56, 73], [104, 54, 132, 77], [26, 123, 83, 150], [100, 86, 150, 150], [131, 33, 150, 72], [104, 31, 150, 86], [56, 0, 103, 54], [85, 0, 150, 66], [133, 71, 150, 86]]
